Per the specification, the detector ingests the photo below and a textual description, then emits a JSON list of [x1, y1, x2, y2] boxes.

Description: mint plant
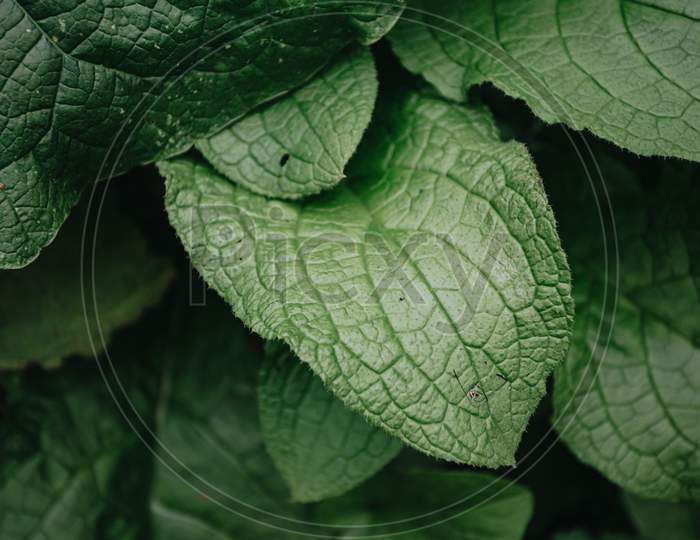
[[1, 1, 698, 539]]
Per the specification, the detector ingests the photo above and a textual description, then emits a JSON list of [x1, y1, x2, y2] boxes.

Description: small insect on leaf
[[467, 387, 485, 402], [0, 183, 6, 191], [453, 370, 487, 403]]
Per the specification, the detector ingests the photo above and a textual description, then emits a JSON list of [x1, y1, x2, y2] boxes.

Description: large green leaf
[[0, 1, 403, 269], [161, 89, 574, 466], [389, 0, 700, 162], [0, 202, 173, 370], [550, 161, 700, 502], [0, 297, 292, 540], [259, 341, 402, 502], [0, 296, 535, 540], [197, 47, 377, 199]]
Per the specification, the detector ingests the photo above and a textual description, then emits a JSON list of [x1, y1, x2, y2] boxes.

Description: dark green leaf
[[0, 0, 403, 268], [0, 352, 154, 539], [551, 160, 700, 502], [0, 295, 536, 540], [623, 492, 700, 540], [316, 469, 534, 540], [0, 202, 173, 369]]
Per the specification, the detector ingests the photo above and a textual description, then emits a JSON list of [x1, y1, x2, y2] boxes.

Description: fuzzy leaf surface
[[162, 90, 573, 466]]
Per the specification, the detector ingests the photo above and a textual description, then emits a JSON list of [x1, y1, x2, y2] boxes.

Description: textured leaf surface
[[389, 0, 700, 161], [0, 1, 403, 269], [197, 47, 377, 199], [0, 297, 297, 540], [0, 299, 288, 540], [0, 203, 173, 369], [623, 492, 700, 540], [259, 342, 401, 502], [550, 163, 700, 502], [162, 90, 574, 466]]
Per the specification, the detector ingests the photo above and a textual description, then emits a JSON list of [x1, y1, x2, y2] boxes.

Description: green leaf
[[0, 202, 173, 370], [151, 301, 532, 540], [389, 471, 533, 540], [197, 47, 378, 199], [161, 89, 574, 466], [259, 341, 402, 502], [550, 162, 700, 502], [389, 0, 700, 162], [0, 1, 404, 269], [623, 492, 700, 540]]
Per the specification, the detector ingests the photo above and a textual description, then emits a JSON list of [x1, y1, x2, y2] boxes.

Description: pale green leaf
[[197, 47, 377, 199], [259, 342, 402, 502], [389, 0, 700, 161], [161, 90, 574, 467]]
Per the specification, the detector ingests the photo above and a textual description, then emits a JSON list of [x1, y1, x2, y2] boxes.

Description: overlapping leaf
[[0, 296, 535, 540], [0, 0, 403, 268], [162, 89, 573, 466], [198, 47, 378, 199], [259, 342, 402, 502], [389, 0, 700, 162], [0, 343, 154, 539]]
